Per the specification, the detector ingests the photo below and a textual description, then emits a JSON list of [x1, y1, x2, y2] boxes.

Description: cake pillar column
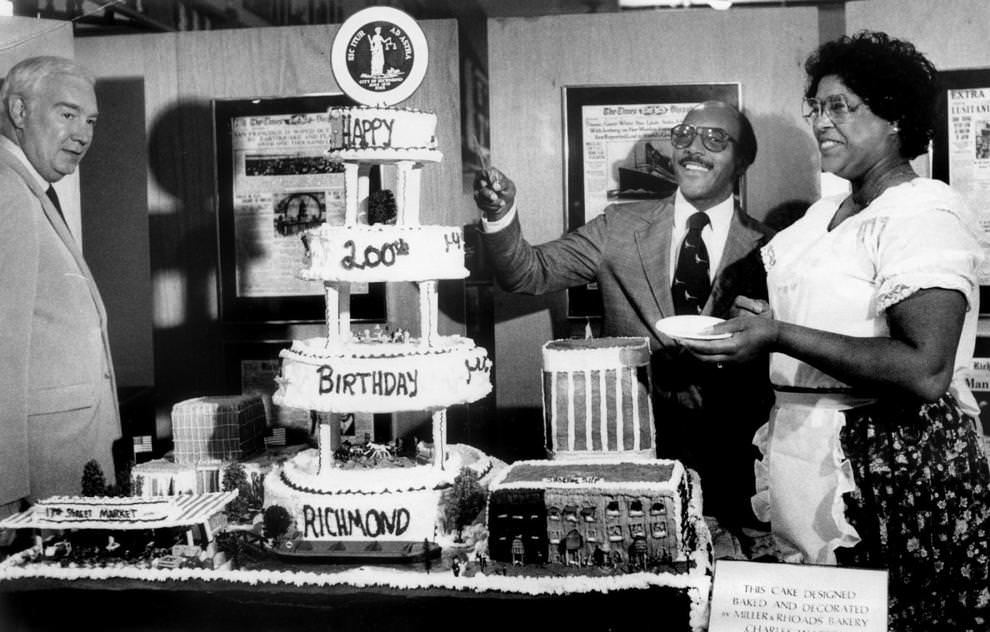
[[394, 161, 421, 225], [343, 162, 361, 224], [356, 164, 371, 224], [324, 282, 351, 343], [431, 409, 447, 471], [314, 411, 343, 476], [418, 280, 438, 346]]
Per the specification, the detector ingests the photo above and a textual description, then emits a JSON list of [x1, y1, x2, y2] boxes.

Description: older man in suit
[[0, 56, 120, 518], [474, 101, 774, 532]]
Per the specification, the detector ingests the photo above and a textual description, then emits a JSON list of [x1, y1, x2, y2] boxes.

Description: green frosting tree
[[444, 467, 486, 542], [81, 459, 107, 496], [221, 462, 251, 519], [112, 460, 133, 497], [367, 189, 397, 225], [262, 505, 293, 544]]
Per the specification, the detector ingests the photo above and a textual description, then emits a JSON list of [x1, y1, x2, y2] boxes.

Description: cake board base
[[0, 575, 698, 632], [272, 538, 442, 563]]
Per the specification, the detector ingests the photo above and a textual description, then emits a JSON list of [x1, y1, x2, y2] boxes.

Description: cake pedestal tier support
[[342, 162, 368, 224], [394, 160, 421, 226], [314, 411, 343, 477], [418, 280, 438, 345], [431, 409, 447, 471], [324, 281, 350, 343], [340, 160, 422, 226]]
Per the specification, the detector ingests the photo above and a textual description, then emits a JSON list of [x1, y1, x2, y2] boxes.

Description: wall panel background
[[485, 8, 820, 420], [76, 21, 464, 438]]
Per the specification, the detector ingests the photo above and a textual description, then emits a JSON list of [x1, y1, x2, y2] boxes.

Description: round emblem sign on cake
[[330, 6, 428, 107]]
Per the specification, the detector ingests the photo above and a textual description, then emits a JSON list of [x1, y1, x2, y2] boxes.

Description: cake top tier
[[326, 106, 440, 162]]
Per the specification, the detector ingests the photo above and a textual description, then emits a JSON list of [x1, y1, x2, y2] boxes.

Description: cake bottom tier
[[264, 444, 502, 543]]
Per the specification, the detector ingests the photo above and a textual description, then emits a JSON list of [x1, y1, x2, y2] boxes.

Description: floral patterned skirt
[[838, 394, 990, 631]]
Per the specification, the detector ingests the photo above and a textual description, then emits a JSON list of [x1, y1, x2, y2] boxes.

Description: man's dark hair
[[734, 108, 758, 170]]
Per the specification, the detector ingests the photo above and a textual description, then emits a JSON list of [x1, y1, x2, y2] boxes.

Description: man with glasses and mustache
[[473, 101, 775, 542]]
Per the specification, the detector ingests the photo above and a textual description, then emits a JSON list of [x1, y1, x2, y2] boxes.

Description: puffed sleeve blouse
[[761, 177, 984, 415]]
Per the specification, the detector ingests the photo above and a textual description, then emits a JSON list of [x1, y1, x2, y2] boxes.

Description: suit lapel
[[0, 146, 107, 324], [704, 205, 764, 315], [717, 206, 764, 276], [635, 198, 676, 317]]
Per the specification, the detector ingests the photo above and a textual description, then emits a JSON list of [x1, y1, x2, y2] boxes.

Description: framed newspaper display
[[562, 83, 741, 319], [214, 95, 386, 323], [932, 68, 990, 313]]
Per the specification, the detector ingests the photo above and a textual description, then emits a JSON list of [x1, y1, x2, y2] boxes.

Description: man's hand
[[473, 167, 516, 222]]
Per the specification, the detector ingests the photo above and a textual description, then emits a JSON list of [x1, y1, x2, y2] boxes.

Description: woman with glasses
[[681, 31, 989, 629]]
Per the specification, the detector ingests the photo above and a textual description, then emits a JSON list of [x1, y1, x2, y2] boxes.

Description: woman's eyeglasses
[[802, 94, 863, 124], [669, 124, 737, 153]]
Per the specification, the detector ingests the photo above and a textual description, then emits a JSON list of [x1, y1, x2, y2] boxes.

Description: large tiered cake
[[265, 86, 494, 557]]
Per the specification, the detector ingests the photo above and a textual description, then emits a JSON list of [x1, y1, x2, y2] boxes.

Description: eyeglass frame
[[802, 94, 865, 124], [669, 123, 738, 153]]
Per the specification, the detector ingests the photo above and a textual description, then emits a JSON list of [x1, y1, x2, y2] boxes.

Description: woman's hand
[[677, 314, 779, 365], [731, 295, 772, 319]]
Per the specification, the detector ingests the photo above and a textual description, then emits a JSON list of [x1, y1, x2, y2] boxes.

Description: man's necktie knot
[[46, 185, 61, 212], [44, 185, 71, 232], [687, 211, 710, 233]]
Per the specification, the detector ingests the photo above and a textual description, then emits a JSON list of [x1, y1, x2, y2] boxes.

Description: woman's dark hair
[[804, 30, 938, 159]]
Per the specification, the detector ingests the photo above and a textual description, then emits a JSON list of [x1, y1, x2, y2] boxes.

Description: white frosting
[[0, 558, 711, 604], [327, 106, 441, 163], [488, 458, 687, 495], [273, 335, 491, 414], [131, 461, 200, 496], [269, 483, 442, 542], [0, 492, 238, 531], [541, 337, 651, 371], [298, 224, 469, 283], [264, 444, 500, 543], [330, 148, 442, 163], [131, 447, 307, 497]]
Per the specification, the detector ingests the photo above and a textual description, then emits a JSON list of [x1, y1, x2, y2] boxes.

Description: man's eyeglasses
[[670, 124, 737, 153], [802, 94, 863, 124]]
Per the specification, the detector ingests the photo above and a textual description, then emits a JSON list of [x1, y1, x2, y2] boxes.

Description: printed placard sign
[[330, 7, 428, 106], [709, 560, 887, 632]]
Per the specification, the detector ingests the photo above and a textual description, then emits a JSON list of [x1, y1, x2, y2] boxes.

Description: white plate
[[655, 315, 731, 340]]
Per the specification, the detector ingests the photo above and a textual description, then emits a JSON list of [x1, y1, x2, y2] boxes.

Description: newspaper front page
[[229, 111, 346, 298]]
